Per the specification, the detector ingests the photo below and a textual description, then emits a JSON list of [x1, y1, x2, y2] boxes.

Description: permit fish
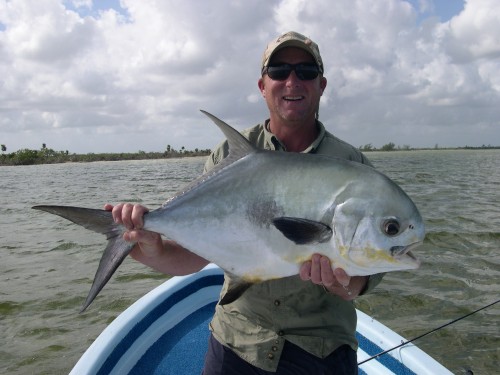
[[33, 110, 425, 312]]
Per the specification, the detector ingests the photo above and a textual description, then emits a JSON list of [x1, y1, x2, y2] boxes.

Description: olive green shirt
[[204, 120, 383, 372]]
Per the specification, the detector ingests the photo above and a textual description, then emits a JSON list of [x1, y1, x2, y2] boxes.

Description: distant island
[[0, 142, 498, 166], [0, 144, 211, 166], [358, 142, 500, 152]]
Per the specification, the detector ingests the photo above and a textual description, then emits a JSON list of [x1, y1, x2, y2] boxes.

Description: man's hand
[[104, 203, 164, 258], [300, 254, 368, 300]]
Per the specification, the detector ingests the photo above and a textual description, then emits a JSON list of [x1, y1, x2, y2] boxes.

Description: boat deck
[[70, 265, 452, 374]]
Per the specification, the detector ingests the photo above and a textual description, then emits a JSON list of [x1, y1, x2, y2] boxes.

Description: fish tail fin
[[32, 205, 134, 312]]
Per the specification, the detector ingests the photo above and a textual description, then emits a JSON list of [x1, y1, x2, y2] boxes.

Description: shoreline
[[1, 147, 499, 166]]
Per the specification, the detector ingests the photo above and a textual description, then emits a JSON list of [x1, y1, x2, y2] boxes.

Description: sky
[[0, 0, 499, 154]]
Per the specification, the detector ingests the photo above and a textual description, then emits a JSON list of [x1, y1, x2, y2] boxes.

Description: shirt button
[[274, 299, 281, 306], [278, 330, 284, 336], [272, 346, 278, 351], [268, 353, 274, 360]]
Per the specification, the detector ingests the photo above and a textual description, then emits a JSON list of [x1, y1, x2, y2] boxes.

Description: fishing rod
[[358, 298, 500, 365]]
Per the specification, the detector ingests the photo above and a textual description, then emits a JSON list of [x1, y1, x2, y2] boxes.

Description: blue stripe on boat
[[133, 304, 215, 374], [96, 274, 223, 375], [357, 332, 416, 375]]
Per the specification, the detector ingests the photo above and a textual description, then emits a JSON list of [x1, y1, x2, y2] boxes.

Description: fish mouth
[[390, 241, 422, 260]]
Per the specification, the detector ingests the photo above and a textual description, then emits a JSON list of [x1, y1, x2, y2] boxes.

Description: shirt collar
[[263, 119, 326, 153]]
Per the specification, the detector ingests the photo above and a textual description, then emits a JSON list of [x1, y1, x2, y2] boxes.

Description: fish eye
[[382, 218, 400, 236]]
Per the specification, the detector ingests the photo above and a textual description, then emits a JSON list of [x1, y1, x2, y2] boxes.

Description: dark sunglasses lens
[[267, 66, 292, 80], [266, 64, 319, 81], [296, 66, 319, 80]]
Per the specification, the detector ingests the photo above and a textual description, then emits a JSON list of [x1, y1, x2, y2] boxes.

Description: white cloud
[[0, 0, 498, 153]]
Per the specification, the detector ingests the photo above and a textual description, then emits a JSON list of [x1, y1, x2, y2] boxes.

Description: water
[[1, 151, 499, 374]]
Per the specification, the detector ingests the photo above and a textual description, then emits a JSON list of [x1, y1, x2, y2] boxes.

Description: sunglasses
[[263, 63, 321, 81]]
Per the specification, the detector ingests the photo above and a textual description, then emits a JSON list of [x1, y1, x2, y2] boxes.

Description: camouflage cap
[[261, 31, 324, 73]]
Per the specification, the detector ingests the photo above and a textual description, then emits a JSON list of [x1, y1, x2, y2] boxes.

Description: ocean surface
[[1, 150, 499, 374]]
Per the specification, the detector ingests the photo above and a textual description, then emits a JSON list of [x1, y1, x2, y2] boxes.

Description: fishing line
[[358, 298, 500, 365]]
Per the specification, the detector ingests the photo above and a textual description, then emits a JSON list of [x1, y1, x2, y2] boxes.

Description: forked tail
[[32, 205, 134, 312]]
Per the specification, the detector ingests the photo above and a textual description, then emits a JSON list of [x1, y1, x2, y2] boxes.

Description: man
[[106, 31, 383, 374]]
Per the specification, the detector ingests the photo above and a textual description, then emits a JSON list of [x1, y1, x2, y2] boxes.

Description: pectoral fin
[[272, 217, 333, 245]]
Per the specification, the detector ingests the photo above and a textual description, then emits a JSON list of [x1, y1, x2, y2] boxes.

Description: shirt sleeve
[[203, 140, 229, 173]]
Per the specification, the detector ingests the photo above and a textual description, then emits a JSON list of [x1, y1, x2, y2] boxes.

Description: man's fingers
[[124, 229, 158, 244], [320, 256, 335, 287], [304, 254, 351, 288], [108, 203, 149, 230], [299, 261, 312, 280], [122, 203, 134, 229], [110, 203, 125, 224], [131, 204, 148, 229], [310, 254, 322, 284], [333, 267, 351, 287]]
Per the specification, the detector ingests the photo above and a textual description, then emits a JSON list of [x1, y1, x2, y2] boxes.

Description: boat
[[70, 264, 452, 374]]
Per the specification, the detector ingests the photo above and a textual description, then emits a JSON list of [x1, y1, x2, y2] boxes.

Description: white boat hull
[[70, 264, 452, 375]]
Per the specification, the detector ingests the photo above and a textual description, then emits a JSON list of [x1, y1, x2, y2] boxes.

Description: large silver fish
[[33, 111, 424, 312]]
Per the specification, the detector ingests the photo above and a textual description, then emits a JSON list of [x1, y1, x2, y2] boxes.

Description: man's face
[[258, 47, 327, 126]]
